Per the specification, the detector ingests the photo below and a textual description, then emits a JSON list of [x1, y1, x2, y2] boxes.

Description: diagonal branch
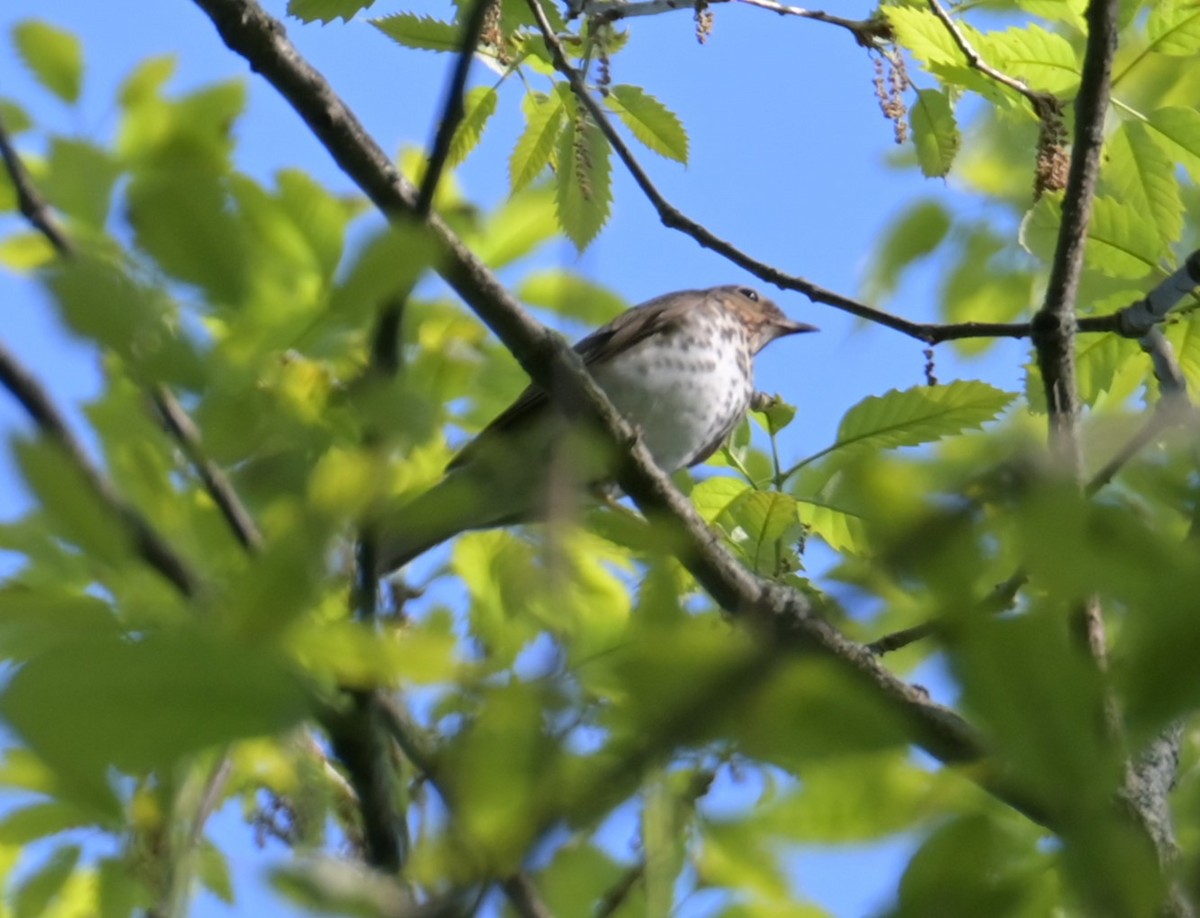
[[0, 113, 73, 258], [417, 0, 495, 216], [0, 340, 199, 597]]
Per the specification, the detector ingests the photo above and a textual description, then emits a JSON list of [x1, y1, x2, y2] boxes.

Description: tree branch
[[0, 113, 73, 258], [417, 0, 495, 216], [0, 341, 199, 597]]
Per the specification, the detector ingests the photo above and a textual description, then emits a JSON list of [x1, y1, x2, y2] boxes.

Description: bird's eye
[[738, 287, 759, 302]]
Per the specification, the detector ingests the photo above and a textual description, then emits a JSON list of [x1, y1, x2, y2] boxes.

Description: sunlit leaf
[[370, 13, 461, 52], [604, 85, 689, 163], [0, 630, 310, 775], [1103, 121, 1184, 245], [288, 0, 377, 23], [555, 111, 612, 250], [1145, 106, 1200, 183], [811, 382, 1015, 468], [12, 21, 83, 104], [1019, 195, 1161, 279], [1146, 0, 1200, 56], [910, 89, 959, 178], [12, 844, 80, 918], [448, 86, 498, 168], [517, 269, 626, 324], [863, 200, 951, 301], [981, 23, 1081, 93], [510, 89, 566, 193]]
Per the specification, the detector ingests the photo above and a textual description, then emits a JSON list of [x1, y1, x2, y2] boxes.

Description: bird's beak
[[778, 318, 819, 336]]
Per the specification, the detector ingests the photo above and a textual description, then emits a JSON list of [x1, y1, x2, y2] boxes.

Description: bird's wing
[[448, 289, 708, 470]]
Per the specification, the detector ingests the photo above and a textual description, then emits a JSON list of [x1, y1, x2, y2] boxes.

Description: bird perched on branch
[[375, 284, 816, 574]]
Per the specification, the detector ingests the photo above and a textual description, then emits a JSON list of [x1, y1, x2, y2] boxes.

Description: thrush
[[375, 285, 816, 574]]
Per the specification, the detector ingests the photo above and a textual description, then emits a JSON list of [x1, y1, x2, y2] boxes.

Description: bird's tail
[[371, 471, 525, 576]]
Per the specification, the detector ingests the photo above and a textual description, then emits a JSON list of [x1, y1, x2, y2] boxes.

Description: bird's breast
[[591, 327, 752, 472]]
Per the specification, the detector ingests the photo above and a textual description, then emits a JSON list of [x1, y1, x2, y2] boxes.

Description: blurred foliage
[[0, 1, 1199, 916]]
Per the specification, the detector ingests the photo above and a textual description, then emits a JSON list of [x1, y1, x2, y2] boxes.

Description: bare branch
[[417, 0, 495, 216], [0, 113, 73, 258], [152, 386, 264, 552], [581, 0, 890, 47], [0, 340, 200, 597]]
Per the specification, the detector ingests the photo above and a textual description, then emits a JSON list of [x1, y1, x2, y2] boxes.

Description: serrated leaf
[[691, 477, 752, 523], [604, 85, 688, 163], [447, 86, 498, 169], [12, 21, 83, 104], [517, 269, 626, 324], [910, 89, 959, 177], [1020, 195, 1162, 279], [882, 7, 968, 68], [816, 382, 1016, 466], [795, 496, 869, 555], [980, 23, 1080, 93], [723, 490, 802, 573], [1146, 0, 1200, 56], [510, 90, 566, 192], [555, 113, 612, 251], [288, 0, 376, 23], [1104, 121, 1184, 246], [1145, 106, 1200, 184], [13, 845, 80, 918], [370, 13, 461, 52], [864, 200, 951, 301]]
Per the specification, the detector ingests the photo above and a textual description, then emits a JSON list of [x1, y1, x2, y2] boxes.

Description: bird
[[374, 284, 816, 574]]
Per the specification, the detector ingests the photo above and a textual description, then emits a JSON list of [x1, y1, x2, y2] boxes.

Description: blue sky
[[0, 0, 1023, 914]]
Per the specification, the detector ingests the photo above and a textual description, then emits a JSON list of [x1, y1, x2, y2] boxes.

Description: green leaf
[[555, 113, 612, 251], [816, 382, 1015, 467], [722, 490, 803, 574], [691, 477, 752, 523], [474, 186, 559, 268], [980, 23, 1080, 93], [49, 255, 205, 388], [126, 167, 249, 305], [448, 87, 498, 169], [1019, 195, 1161, 279], [0, 630, 310, 775], [42, 138, 121, 230], [0, 589, 120, 660], [12, 845, 80, 918], [864, 200, 951, 301], [1145, 106, 1200, 184], [370, 13, 461, 52], [940, 225, 1034, 354], [198, 839, 235, 904], [517, 269, 627, 324], [910, 89, 959, 178], [288, 0, 376, 23], [12, 21, 83, 104], [604, 85, 689, 163], [275, 168, 362, 284], [1146, 0, 1200, 56], [0, 802, 89, 845], [0, 98, 33, 135], [795, 496, 869, 555], [882, 7, 968, 69], [118, 55, 176, 109], [510, 90, 566, 193], [0, 233, 56, 272], [1104, 121, 1184, 245]]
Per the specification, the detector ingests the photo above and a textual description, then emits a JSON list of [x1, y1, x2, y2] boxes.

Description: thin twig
[[0, 113, 73, 257], [582, 0, 889, 47], [926, 0, 1061, 118], [417, 0, 495, 216], [0, 340, 199, 597], [152, 386, 263, 552]]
